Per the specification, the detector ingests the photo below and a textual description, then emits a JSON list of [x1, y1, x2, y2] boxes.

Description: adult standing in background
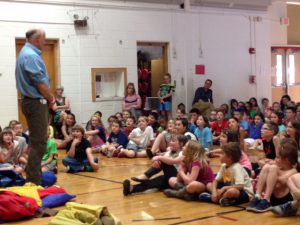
[[15, 28, 57, 185], [192, 79, 213, 105], [122, 82, 142, 120]]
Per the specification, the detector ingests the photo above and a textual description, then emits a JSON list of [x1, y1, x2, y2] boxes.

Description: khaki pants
[[193, 101, 214, 118], [22, 98, 48, 185]]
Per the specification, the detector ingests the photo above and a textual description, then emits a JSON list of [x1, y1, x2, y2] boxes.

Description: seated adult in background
[[122, 82, 142, 120], [51, 85, 71, 138], [192, 79, 214, 117], [192, 79, 213, 105]]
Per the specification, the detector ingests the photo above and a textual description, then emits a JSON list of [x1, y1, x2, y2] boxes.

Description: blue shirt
[[108, 131, 129, 147], [15, 43, 50, 99], [249, 121, 263, 139], [194, 127, 212, 149], [239, 120, 248, 131]]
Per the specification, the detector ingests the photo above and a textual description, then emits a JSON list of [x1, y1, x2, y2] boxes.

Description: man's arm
[[192, 88, 200, 105], [37, 83, 57, 111]]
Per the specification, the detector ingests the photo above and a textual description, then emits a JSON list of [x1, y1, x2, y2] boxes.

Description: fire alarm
[[249, 47, 255, 54], [280, 17, 289, 26], [249, 75, 256, 84]]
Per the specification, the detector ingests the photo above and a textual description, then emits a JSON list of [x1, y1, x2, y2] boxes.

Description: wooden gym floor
[[15, 149, 299, 225]]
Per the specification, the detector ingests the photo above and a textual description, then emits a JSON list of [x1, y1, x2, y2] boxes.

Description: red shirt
[[211, 120, 228, 136]]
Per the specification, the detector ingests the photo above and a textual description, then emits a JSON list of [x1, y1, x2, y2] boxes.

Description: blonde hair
[[184, 140, 208, 168], [91, 115, 103, 128]]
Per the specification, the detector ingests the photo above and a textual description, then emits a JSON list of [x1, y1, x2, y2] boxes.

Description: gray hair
[[26, 29, 45, 40]]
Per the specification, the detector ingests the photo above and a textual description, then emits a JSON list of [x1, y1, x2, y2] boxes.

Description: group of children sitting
[[0, 94, 300, 217]]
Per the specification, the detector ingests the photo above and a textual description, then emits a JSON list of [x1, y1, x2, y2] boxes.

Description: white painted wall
[[0, 0, 287, 127]]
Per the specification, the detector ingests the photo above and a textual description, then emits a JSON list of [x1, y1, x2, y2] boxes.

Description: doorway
[[271, 46, 300, 103], [137, 42, 168, 110], [15, 39, 59, 128]]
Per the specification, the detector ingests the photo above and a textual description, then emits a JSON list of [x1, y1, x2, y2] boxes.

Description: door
[[15, 39, 59, 128], [137, 42, 168, 109], [271, 46, 300, 103]]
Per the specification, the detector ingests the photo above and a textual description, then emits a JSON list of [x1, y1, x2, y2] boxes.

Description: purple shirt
[[191, 161, 215, 185]]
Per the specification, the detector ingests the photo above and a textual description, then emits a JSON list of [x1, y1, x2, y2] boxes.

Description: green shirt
[[42, 138, 57, 165]]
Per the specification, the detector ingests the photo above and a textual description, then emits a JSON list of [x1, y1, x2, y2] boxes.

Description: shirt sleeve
[[215, 164, 226, 182], [205, 127, 213, 144], [24, 54, 48, 85], [232, 163, 246, 186], [48, 139, 58, 155]]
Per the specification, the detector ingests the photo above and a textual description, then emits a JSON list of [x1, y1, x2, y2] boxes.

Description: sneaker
[[123, 179, 131, 196], [198, 192, 212, 203], [146, 149, 154, 159], [66, 166, 75, 173], [219, 197, 237, 206], [251, 199, 272, 213], [84, 165, 94, 172], [272, 201, 299, 217], [247, 196, 261, 211], [164, 189, 176, 197]]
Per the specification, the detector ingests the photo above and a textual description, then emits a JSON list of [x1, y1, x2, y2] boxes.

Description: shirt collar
[[25, 42, 42, 55]]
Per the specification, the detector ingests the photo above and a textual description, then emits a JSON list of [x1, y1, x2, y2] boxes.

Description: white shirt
[[128, 126, 154, 148]]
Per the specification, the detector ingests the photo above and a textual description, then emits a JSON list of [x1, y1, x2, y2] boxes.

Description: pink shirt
[[240, 151, 252, 170]]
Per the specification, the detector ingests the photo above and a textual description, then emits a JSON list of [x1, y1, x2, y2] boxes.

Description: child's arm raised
[[67, 138, 80, 158]]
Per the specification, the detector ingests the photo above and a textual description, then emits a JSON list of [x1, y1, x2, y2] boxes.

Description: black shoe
[[131, 177, 148, 183], [123, 179, 131, 196], [146, 149, 154, 159]]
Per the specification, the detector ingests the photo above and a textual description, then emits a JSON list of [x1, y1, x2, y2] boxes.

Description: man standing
[[16, 29, 57, 185], [192, 79, 213, 105]]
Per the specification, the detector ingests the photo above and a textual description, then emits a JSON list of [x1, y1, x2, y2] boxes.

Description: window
[[276, 55, 283, 86], [91, 68, 127, 101], [288, 54, 295, 85]]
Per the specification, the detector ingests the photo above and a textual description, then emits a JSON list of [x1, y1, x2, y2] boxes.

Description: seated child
[[272, 172, 300, 216], [119, 116, 154, 158], [148, 119, 176, 158], [42, 127, 58, 173], [123, 135, 188, 196], [0, 127, 26, 174], [247, 138, 298, 213], [85, 115, 106, 150], [148, 112, 160, 134], [188, 108, 200, 133], [244, 113, 264, 150], [55, 113, 76, 149], [199, 142, 254, 206], [124, 116, 135, 137], [164, 140, 215, 201], [194, 115, 212, 150], [101, 120, 128, 157], [122, 110, 132, 126], [252, 121, 280, 174], [62, 125, 99, 173], [208, 129, 253, 177], [10, 120, 28, 157], [211, 110, 228, 145], [157, 116, 168, 134], [115, 112, 125, 128]]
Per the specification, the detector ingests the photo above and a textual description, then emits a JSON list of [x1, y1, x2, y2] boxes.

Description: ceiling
[[104, 0, 274, 11]]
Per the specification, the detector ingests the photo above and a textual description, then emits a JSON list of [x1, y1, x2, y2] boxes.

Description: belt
[[23, 96, 47, 104], [23, 96, 45, 100]]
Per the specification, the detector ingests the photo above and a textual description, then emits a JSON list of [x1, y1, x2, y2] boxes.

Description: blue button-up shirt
[[15, 43, 50, 99]]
